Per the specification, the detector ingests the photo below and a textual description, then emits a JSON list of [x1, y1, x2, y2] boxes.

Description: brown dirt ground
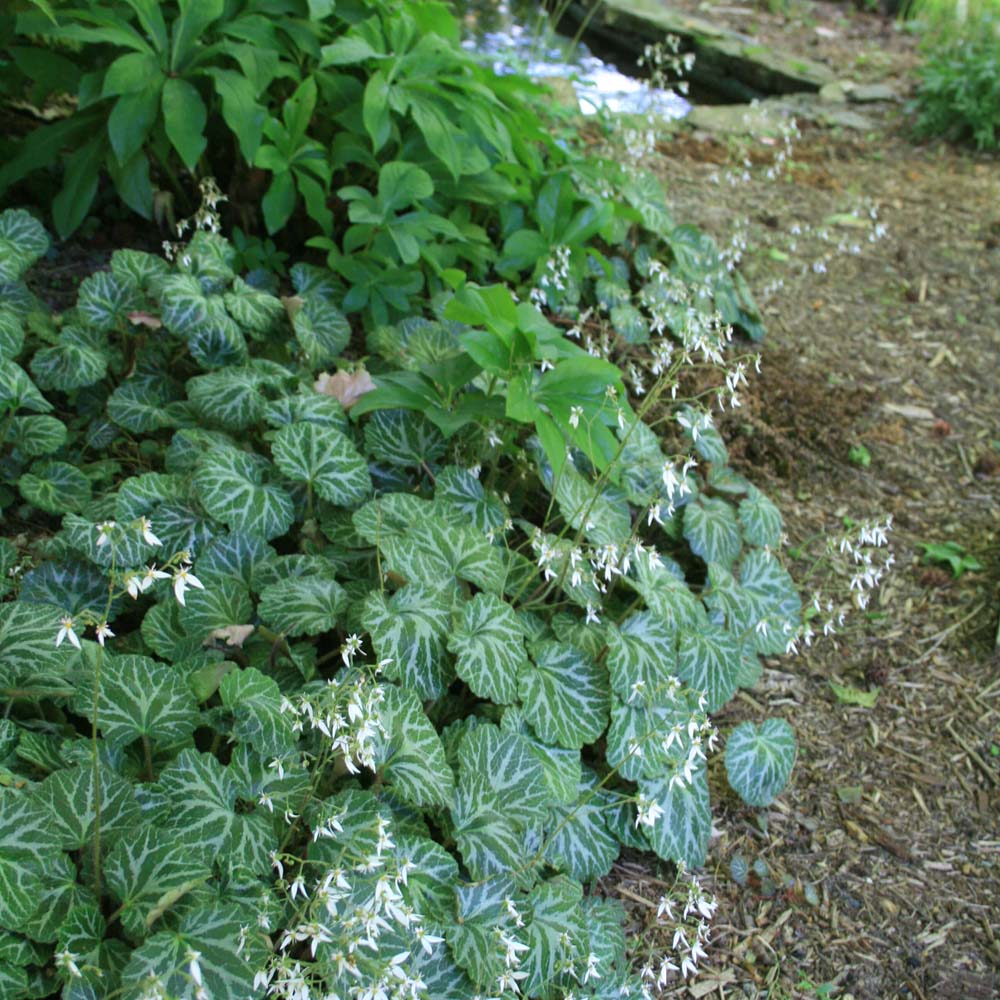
[[601, 4, 1000, 999]]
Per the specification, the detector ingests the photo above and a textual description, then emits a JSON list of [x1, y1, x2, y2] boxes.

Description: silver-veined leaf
[[677, 625, 740, 712], [110, 248, 170, 288], [0, 306, 24, 361], [30, 327, 108, 391], [639, 763, 711, 867], [433, 465, 507, 533], [194, 449, 294, 540], [18, 460, 91, 514], [364, 408, 445, 467], [375, 685, 454, 808], [219, 666, 297, 756], [605, 611, 677, 700], [361, 585, 452, 699], [725, 718, 795, 807], [158, 274, 209, 337], [34, 764, 139, 851], [447, 876, 516, 988], [196, 531, 277, 590], [0, 209, 49, 282], [107, 377, 175, 433], [181, 579, 253, 640], [605, 695, 694, 782], [0, 360, 51, 413], [451, 774, 529, 885], [551, 460, 631, 547], [518, 640, 610, 750], [292, 295, 351, 368], [257, 574, 346, 637], [448, 592, 524, 704], [224, 277, 284, 336], [5, 415, 66, 457], [352, 493, 432, 544], [263, 393, 347, 433], [271, 421, 372, 507], [739, 487, 783, 548], [684, 496, 742, 567], [628, 557, 707, 632], [517, 876, 587, 998], [543, 771, 618, 881], [187, 366, 266, 431], [76, 270, 142, 331]]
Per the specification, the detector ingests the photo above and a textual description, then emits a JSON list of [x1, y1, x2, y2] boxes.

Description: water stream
[[455, 0, 692, 119]]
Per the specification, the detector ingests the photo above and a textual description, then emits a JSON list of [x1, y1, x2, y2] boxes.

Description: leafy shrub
[[0, 179, 803, 999], [911, 7, 1000, 149]]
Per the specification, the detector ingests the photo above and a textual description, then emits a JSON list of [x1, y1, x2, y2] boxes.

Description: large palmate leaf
[[605, 611, 677, 701], [739, 486, 783, 549], [292, 295, 351, 368], [376, 685, 453, 808], [105, 827, 212, 940], [362, 585, 452, 699], [725, 718, 795, 808], [34, 765, 139, 852], [518, 640, 610, 750], [677, 625, 741, 713], [381, 515, 506, 594], [543, 771, 618, 881], [219, 667, 297, 757], [257, 574, 346, 637], [155, 749, 273, 874], [194, 449, 294, 540], [271, 421, 372, 507], [448, 592, 524, 704], [122, 902, 259, 1000], [518, 876, 587, 998], [458, 723, 548, 829], [684, 496, 742, 567], [639, 763, 712, 868], [18, 460, 91, 514], [94, 654, 199, 751]]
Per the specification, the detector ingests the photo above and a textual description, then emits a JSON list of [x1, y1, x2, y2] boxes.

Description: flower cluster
[[529, 245, 572, 308]]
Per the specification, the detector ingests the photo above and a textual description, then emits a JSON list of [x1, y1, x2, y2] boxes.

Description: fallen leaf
[[128, 311, 162, 329], [882, 402, 936, 422], [315, 368, 377, 410], [207, 624, 255, 648], [829, 681, 879, 707]]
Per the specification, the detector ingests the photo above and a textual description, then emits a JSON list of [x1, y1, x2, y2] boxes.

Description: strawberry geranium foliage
[[0, 130, 804, 1000]]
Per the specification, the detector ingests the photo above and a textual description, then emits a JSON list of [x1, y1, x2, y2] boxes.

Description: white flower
[[569, 405, 583, 429], [585, 603, 601, 625], [96, 520, 116, 547], [140, 565, 171, 594], [55, 949, 82, 979], [55, 617, 81, 650], [95, 622, 114, 646], [138, 517, 163, 547], [172, 564, 204, 606]]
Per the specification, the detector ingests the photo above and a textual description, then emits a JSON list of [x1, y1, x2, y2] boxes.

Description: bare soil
[[605, 4, 1000, 999]]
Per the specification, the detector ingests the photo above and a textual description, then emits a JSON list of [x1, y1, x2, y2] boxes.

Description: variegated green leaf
[[500, 708, 581, 806], [677, 625, 740, 712], [95, 654, 199, 751], [263, 393, 348, 433], [376, 685, 454, 808], [224, 277, 284, 336], [0, 360, 51, 413], [364, 408, 445, 467], [107, 377, 175, 434], [34, 764, 139, 851], [110, 248, 170, 288], [219, 667, 297, 756], [447, 877, 516, 988], [451, 774, 529, 884], [30, 327, 107, 391], [257, 574, 346, 637], [105, 827, 211, 940], [725, 718, 795, 807], [182, 579, 253, 639], [543, 771, 618, 881], [639, 763, 711, 868], [0, 209, 49, 282], [271, 421, 371, 507], [293, 295, 351, 368], [194, 449, 294, 540], [362, 585, 452, 700], [684, 496, 742, 567], [605, 611, 677, 701], [517, 876, 586, 997], [629, 557, 707, 632], [518, 641, 610, 750], [18, 460, 91, 514], [739, 486, 783, 548], [352, 493, 433, 544], [0, 854, 43, 929], [433, 465, 507, 533], [158, 274, 209, 337], [5, 415, 67, 456], [187, 367, 266, 431], [76, 270, 141, 331], [448, 593, 524, 704], [0, 306, 24, 361], [551, 460, 631, 547]]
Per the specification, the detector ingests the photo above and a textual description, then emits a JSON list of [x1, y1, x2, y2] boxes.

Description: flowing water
[[455, 0, 692, 119]]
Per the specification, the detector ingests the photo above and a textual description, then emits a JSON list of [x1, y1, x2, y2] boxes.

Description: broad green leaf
[[271, 421, 371, 507], [434, 465, 508, 533], [684, 496, 742, 567], [158, 274, 209, 337], [605, 611, 677, 700], [105, 827, 211, 939], [18, 560, 107, 619], [76, 270, 141, 331], [0, 789, 63, 863], [257, 575, 346, 637], [458, 722, 548, 828], [739, 487, 783, 549], [5, 414, 66, 456], [639, 763, 712, 867], [395, 835, 458, 924], [0, 209, 49, 282], [194, 449, 294, 540], [35, 764, 139, 851], [0, 307, 24, 361], [107, 378, 175, 434], [156, 749, 273, 873], [352, 493, 432, 544], [110, 248, 169, 288], [543, 771, 618, 881], [95, 654, 199, 751], [551, 460, 630, 547], [187, 367, 267, 431], [518, 876, 586, 997], [376, 685, 454, 808], [725, 718, 795, 807], [518, 640, 610, 750], [362, 585, 452, 699], [30, 326, 108, 391], [141, 601, 204, 662], [114, 472, 187, 521], [181, 579, 253, 639], [605, 691, 698, 782], [219, 667, 297, 756], [122, 902, 259, 1000], [19, 460, 91, 514], [161, 78, 207, 172], [224, 278, 284, 336], [451, 774, 529, 884], [263, 392, 347, 433], [448, 592, 524, 704], [0, 855, 43, 929], [677, 626, 740, 713], [0, 359, 51, 413], [364, 408, 445, 467], [501, 708, 581, 806], [447, 877, 516, 988], [292, 295, 351, 368]]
